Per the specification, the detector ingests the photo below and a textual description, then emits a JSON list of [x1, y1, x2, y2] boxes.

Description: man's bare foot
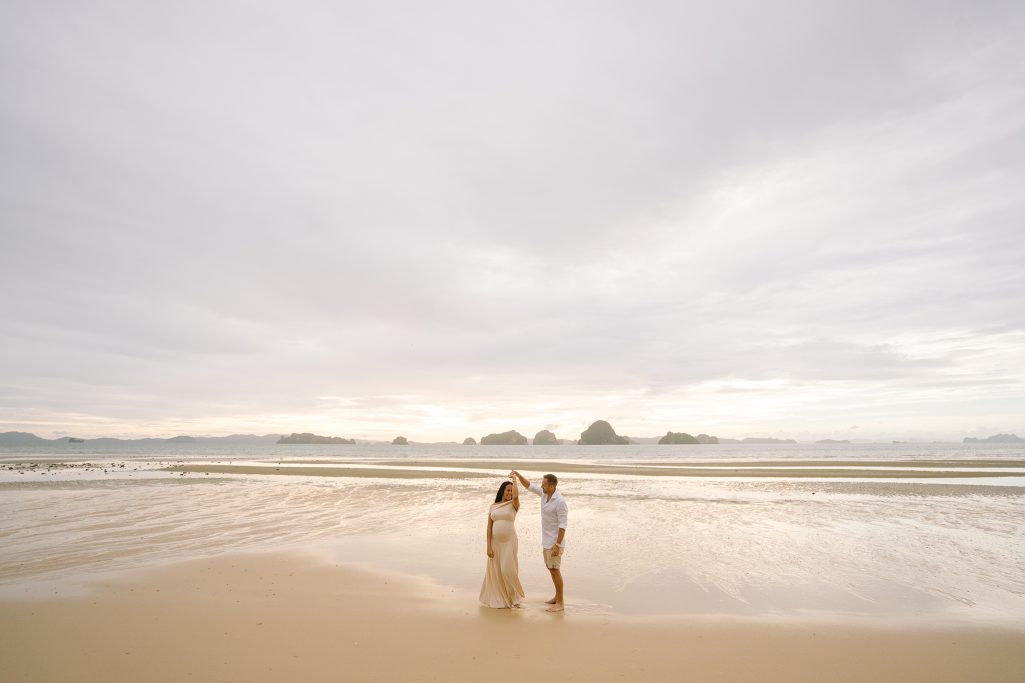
[[545, 603, 565, 612], [545, 597, 557, 604]]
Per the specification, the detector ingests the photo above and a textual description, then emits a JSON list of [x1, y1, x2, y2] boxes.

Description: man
[[511, 470, 568, 612]]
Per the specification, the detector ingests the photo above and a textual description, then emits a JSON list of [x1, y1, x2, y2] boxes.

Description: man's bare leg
[[545, 568, 564, 612], [543, 552, 557, 603]]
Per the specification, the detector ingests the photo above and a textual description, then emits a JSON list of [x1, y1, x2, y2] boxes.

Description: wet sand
[[2, 551, 1023, 683], [5, 457, 1024, 623]]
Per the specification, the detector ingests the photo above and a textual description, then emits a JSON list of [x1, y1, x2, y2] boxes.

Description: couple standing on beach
[[479, 470, 568, 612]]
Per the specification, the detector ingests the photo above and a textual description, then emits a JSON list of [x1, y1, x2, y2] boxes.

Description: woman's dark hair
[[494, 480, 512, 503]]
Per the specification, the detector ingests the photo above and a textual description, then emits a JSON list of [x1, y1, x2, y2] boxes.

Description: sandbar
[[167, 460, 1025, 479], [164, 464, 494, 479]]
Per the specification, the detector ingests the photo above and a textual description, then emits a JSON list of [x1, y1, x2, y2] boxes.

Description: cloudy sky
[[2, 1, 1023, 442]]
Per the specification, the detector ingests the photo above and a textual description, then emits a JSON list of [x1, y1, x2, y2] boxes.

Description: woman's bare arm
[[510, 477, 520, 511], [511, 470, 530, 489], [486, 516, 494, 557]]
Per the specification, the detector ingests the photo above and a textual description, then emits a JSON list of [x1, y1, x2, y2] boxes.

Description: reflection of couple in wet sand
[[479, 470, 568, 612]]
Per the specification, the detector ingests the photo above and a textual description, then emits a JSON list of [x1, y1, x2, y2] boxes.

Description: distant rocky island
[[658, 431, 698, 444], [481, 430, 528, 445], [578, 420, 629, 445], [392, 436, 408, 445], [533, 429, 558, 445], [963, 433, 1023, 444], [277, 433, 355, 444], [816, 439, 851, 444], [462, 437, 477, 445], [657, 432, 720, 445]]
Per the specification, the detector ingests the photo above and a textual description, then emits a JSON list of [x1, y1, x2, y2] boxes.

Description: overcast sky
[[2, 1, 1023, 441]]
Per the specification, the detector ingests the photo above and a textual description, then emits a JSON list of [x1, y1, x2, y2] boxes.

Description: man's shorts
[[543, 547, 563, 570]]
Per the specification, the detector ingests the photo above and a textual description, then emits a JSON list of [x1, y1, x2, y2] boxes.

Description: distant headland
[[480, 430, 528, 446], [963, 433, 1023, 444], [278, 433, 355, 444], [0, 431, 280, 446], [658, 432, 720, 445]]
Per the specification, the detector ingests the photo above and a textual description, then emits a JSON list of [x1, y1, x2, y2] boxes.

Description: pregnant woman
[[479, 477, 525, 608]]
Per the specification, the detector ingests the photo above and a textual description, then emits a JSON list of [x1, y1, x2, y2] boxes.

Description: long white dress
[[479, 500, 525, 608]]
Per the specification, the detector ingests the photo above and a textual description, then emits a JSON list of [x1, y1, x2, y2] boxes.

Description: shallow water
[[1, 445, 1023, 627], [4, 439, 1025, 463]]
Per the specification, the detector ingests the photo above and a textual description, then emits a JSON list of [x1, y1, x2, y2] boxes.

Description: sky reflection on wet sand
[[2, 454, 1023, 627]]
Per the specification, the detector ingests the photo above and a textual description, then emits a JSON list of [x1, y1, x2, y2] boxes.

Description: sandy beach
[[4, 448, 1025, 681], [2, 550, 1024, 683]]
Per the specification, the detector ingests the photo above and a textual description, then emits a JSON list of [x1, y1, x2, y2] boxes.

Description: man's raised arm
[[511, 470, 538, 494]]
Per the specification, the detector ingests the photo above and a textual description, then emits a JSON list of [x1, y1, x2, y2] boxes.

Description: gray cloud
[[2, 1, 1024, 439]]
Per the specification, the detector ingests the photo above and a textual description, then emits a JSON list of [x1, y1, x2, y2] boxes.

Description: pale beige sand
[[1, 552, 1023, 682]]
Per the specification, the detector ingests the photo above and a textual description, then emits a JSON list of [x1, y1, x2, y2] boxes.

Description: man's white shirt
[[527, 483, 569, 550]]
